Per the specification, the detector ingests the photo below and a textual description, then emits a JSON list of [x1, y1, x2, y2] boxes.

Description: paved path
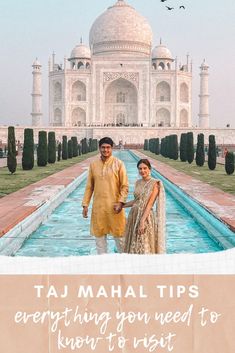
[[0, 154, 97, 237], [135, 151, 235, 232], [0, 151, 234, 239]]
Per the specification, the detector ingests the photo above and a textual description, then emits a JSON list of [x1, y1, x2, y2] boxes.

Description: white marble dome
[[152, 44, 173, 60], [89, 0, 153, 56], [70, 44, 91, 59]]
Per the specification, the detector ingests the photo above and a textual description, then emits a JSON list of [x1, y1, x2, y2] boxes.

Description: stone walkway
[[134, 151, 235, 232], [0, 154, 97, 237], [0, 151, 234, 239]]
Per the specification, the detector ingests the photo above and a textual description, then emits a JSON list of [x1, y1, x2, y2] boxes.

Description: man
[[82, 137, 128, 254]]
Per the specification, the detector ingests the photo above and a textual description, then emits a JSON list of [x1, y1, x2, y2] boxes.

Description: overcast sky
[[0, 0, 234, 128]]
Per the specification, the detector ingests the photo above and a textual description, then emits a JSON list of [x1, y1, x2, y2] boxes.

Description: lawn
[[0, 151, 98, 198], [141, 150, 235, 195]]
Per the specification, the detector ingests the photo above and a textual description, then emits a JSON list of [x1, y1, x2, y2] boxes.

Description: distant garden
[[5, 126, 98, 174], [144, 133, 234, 176]]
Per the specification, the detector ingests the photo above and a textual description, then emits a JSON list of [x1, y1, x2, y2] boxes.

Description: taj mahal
[[1, 0, 234, 145], [44, 0, 196, 130]]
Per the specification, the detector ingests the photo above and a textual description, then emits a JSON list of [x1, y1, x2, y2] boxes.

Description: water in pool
[[15, 151, 223, 256]]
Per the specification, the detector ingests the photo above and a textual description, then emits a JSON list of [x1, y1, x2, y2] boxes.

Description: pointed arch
[[156, 81, 171, 102], [54, 108, 62, 126], [105, 78, 138, 125], [54, 82, 62, 101], [71, 107, 86, 126], [72, 80, 86, 101], [156, 108, 171, 127], [180, 82, 189, 102], [180, 109, 189, 127]]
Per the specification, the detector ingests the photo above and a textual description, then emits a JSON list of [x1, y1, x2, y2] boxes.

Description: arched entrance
[[105, 78, 138, 126], [71, 107, 86, 126], [156, 108, 171, 127]]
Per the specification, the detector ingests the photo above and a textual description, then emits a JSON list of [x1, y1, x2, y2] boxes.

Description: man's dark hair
[[99, 137, 114, 147]]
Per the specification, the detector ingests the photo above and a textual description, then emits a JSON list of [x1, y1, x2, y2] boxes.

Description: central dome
[[89, 0, 153, 57]]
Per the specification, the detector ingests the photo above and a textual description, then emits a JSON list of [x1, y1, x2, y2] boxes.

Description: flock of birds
[[160, 0, 186, 11]]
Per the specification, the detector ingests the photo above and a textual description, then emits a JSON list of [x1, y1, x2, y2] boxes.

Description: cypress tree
[[93, 139, 98, 151], [172, 134, 178, 160], [37, 131, 48, 167], [62, 135, 68, 160], [7, 126, 17, 174], [68, 140, 73, 158], [71, 137, 78, 157], [208, 135, 217, 170], [22, 128, 34, 170], [88, 138, 93, 152], [155, 138, 160, 155], [225, 152, 234, 175], [165, 136, 170, 158], [196, 133, 205, 167], [187, 132, 194, 164], [144, 139, 149, 151], [180, 133, 187, 162], [57, 142, 62, 161], [48, 131, 56, 164], [78, 144, 81, 156]]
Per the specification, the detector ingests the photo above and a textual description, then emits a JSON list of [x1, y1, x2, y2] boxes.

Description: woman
[[123, 159, 166, 254]]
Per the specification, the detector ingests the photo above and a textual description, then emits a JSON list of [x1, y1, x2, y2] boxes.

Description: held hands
[[113, 202, 123, 214], [138, 219, 145, 235], [82, 206, 88, 218]]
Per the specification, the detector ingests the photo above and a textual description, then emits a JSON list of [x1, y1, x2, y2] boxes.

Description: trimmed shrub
[[62, 136, 68, 160], [71, 137, 78, 157], [78, 144, 81, 156], [68, 140, 73, 158], [155, 138, 160, 155], [187, 132, 194, 164], [172, 134, 178, 160], [196, 133, 205, 167], [57, 142, 62, 162], [7, 126, 17, 174], [48, 131, 56, 164], [37, 131, 48, 167], [81, 138, 88, 154], [225, 152, 234, 175], [22, 128, 34, 170], [208, 135, 217, 170], [180, 133, 187, 162], [144, 139, 149, 151]]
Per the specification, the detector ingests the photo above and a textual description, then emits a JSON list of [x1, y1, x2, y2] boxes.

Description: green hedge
[[48, 131, 56, 164], [62, 136, 68, 160], [22, 128, 34, 170], [7, 126, 17, 174], [37, 131, 48, 167], [225, 152, 234, 175], [208, 135, 217, 170], [196, 133, 205, 167]]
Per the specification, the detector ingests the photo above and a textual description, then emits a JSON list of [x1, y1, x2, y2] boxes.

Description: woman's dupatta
[[155, 181, 166, 254]]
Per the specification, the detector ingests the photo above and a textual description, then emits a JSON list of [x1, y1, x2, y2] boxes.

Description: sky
[[0, 0, 235, 128]]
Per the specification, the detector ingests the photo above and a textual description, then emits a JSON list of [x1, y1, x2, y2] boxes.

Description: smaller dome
[[152, 44, 173, 60], [70, 44, 91, 59]]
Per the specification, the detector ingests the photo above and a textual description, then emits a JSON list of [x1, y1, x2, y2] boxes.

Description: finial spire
[[160, 38, 162, 45], [80, 37, 83, 44]]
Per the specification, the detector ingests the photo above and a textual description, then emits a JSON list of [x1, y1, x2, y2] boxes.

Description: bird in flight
[[166, 6, 174, 10], [180, 5, 186, 9], [160, 0, 168, 2]]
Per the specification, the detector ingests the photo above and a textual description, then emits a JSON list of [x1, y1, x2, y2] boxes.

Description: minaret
[[199, 59, 210, 128], [31, 58, 42, 126]]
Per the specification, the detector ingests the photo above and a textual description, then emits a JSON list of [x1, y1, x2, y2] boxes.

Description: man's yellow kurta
[[82, 156, 128, 237]]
